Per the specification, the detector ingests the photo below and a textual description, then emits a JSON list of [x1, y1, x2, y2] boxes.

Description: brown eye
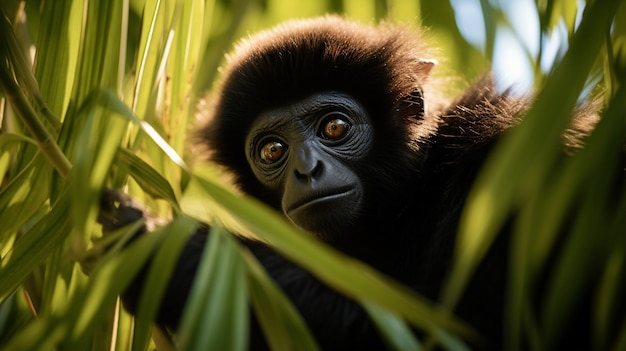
[[260, 141, 285, 163], [322, 118, 350, 140]]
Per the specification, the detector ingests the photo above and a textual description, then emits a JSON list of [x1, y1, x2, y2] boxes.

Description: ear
[[401, 59, 436, 118], [403, 87, 426, 119], [396, 59, 435, 119], [415, 59, 436, 79]]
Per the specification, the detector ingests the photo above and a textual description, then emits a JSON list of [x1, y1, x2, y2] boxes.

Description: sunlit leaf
[[364, 302, 422, 351], [116, 148, 179, 207], [192, 174, 475, 343], [245, 249, 320, 351], [445, 0, 621, 311], [1, 0, 625, 350], [177, 227, 248, 351], [132, 217, 198, 351]]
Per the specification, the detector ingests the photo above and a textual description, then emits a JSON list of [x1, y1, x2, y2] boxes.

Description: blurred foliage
[[0, 0, 624, 350]]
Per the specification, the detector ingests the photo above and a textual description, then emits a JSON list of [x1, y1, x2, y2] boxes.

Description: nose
[[293, 146, 323, 183]]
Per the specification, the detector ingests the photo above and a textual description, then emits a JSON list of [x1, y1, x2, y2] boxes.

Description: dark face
[[245, 92, 374, 239]]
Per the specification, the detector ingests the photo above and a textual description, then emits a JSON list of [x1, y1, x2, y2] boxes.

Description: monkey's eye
[[320, 116, 351, 140], [260, 141, 286, 163]]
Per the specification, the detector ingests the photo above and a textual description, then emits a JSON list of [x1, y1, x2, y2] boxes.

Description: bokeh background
[[0, 0, 624, 350]]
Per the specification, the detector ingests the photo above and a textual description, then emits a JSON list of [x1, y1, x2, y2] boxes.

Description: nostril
[[294, 169, 308, 181], [294, 161, 323, 183], [310, 161, 323, 178]]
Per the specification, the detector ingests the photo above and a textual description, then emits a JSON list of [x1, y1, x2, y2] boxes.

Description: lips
[[285, 186, 354, 213]]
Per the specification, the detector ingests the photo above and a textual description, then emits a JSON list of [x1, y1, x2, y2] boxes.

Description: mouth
[[285, 186, 354, 214]]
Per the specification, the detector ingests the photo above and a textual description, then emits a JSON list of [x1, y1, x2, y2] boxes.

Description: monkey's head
[[199, 16, 437, 241]]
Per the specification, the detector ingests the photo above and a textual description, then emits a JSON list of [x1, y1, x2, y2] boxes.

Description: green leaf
[[3, 220, 159, 350], [132, 217, 198, 351], [364, 302, 422, 351], [192, 175, 475, 344], [116, 148, 180, 208], [34, 0, 83, 122], [245, 249, 320, 351], [0, 189, 70, 303], [444, 0, 622, 313], [178, 227, 249, 351]]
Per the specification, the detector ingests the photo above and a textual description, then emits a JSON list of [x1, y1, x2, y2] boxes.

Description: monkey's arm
[[98, 190, 383, 349], [98, 189, 202, 327]]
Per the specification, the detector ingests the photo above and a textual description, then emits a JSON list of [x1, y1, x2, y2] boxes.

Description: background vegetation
[[0, 0, 624, 350]]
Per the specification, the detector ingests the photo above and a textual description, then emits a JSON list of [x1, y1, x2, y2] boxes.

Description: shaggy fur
[[107, 16, 618, 350]]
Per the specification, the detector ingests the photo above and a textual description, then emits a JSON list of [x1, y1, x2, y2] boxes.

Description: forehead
[[248, 92, 366, 132]]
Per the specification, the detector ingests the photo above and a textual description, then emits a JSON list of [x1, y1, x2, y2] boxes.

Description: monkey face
[[245, 92, 374, 239]]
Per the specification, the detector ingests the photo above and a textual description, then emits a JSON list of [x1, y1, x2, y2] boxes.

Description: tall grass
[[0, 0, 624, 350]]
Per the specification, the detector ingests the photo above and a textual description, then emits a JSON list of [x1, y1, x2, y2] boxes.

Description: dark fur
[[199, 17, 434, 213], [109, 16, 622, 350]]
